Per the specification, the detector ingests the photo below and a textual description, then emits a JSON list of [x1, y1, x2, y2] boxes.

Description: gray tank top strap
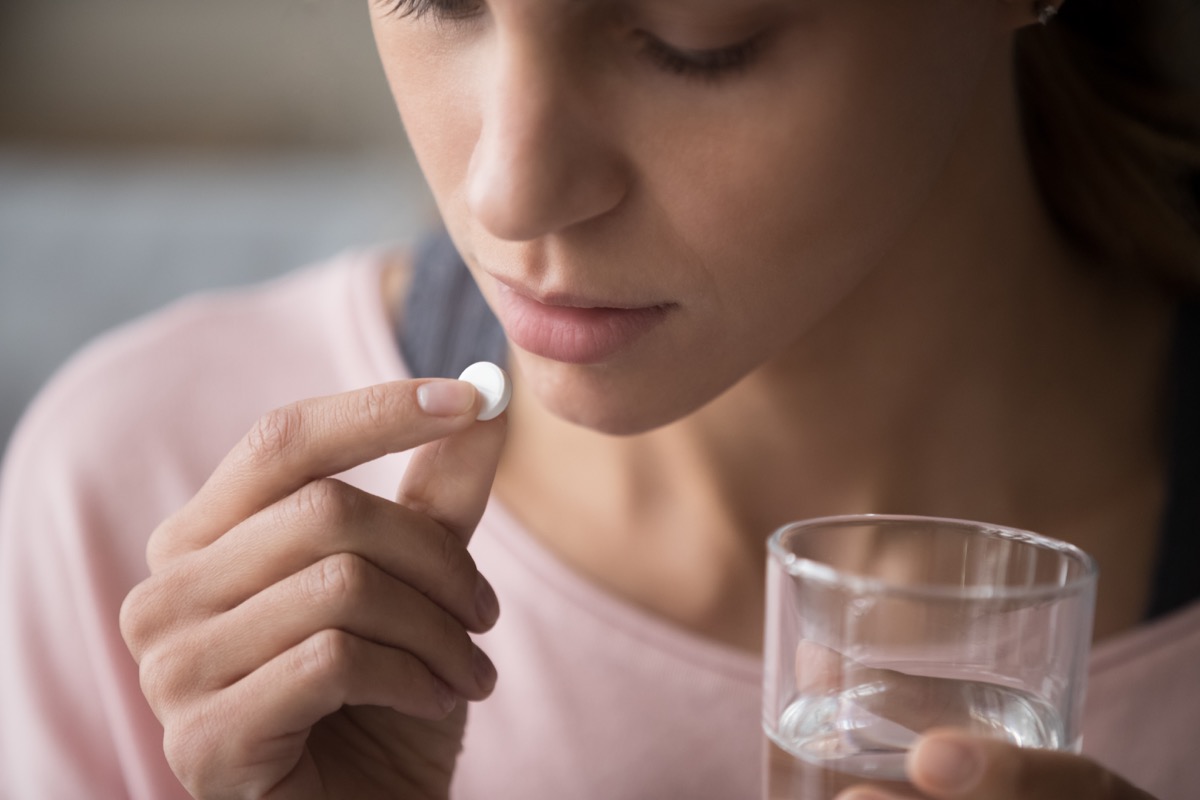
[[398, 232, 508, 379], [1149, 297, 1200, 619]]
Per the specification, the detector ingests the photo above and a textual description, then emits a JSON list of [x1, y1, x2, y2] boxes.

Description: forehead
[[490, 0, 807, 29]]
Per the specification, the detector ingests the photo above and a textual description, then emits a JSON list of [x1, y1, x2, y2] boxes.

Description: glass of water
[[762, 514, 1098, 799]]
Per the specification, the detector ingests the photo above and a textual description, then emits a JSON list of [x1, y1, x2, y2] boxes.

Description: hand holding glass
[[762, 515, 1098, 799]]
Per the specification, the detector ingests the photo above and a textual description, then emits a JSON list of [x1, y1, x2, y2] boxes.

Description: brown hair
[[1015, 0, 1200, 293]]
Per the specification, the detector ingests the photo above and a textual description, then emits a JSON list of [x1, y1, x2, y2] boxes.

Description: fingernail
[[431, 677, 457, 714], [417, 380, 476, 417], [472, 645, 497, 693], [475, 574, 500, 627], [914, 737, 982, 792]]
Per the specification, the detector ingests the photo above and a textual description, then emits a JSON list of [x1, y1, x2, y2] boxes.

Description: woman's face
[[371, 0, 1014, 434]]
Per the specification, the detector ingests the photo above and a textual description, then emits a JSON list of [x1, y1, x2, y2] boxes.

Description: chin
[[512, 351, 730, 437], [547, 398, 678, 437]]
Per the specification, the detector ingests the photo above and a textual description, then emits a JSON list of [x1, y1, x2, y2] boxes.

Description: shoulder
[[1084, 599, 1200, 798], [0, 249, 414, 797], [3, 249, 407, 526]]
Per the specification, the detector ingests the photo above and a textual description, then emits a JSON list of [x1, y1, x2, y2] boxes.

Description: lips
[[491, 280, 672, 364]]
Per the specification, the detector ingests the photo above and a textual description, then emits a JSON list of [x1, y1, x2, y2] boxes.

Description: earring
[[1032, 0, 1059, 25]]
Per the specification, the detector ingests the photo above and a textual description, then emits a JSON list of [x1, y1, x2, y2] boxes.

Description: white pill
[[458, 361, 512, 421]]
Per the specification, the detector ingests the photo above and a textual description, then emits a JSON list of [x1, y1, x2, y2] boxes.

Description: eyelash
[[380, 0, 764, 82], [383, 0, 481, 22], [637, 34, 763, 82]]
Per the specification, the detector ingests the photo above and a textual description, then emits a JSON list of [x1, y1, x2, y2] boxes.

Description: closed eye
[[638, 33, 765, 82], [380, 0, 482, 21], [379, 0, 767, 83]]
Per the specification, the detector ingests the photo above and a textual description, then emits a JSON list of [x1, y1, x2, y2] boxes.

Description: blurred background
[[0, 0, 436, 452]]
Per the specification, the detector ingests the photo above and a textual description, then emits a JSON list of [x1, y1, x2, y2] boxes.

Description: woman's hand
[[836, 729, 1157, 800], [119, 379, 505, 799]]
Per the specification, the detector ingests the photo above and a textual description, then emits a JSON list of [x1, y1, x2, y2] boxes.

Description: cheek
[[645, 4, 996, 336], [371, 27, 480, 218]]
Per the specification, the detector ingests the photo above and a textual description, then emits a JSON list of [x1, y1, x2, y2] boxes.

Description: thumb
[[395, 403, 508, 545], [907, 729, 1156, 800]]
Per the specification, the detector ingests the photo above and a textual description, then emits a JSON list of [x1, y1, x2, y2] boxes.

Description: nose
[[466, 36, 628, 241]]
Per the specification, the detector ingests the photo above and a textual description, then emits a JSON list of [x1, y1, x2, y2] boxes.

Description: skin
[[374, 0, 1169, 646], [120, 0, 1175, 797], [121, 382, 506, 798]]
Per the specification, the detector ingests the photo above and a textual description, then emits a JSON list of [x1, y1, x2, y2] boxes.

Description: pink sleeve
[[0, 257, 392, 799], [0, 342, 193, 799]]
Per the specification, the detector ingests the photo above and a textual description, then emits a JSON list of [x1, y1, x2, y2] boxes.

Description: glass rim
[[767, 513, 1099, 602]]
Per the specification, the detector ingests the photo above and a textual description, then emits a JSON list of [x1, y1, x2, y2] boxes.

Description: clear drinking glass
[[762, 514, 1098, 799]]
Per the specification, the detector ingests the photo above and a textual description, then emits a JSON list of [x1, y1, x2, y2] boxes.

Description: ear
[[999, 0, 1064, 31]]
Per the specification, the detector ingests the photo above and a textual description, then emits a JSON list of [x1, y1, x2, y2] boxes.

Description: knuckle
[[291, 478, 357, 527], [138, 644, 186, 712], [162, 705, 222, 797], [120, 573, 186, 660], [433, 526, 473, 585], [355, 383, 404, 430], [293, 629, 354, 684], [245, 403, 304, 465], [305, 552, 368, 608], [161, 722, 199, 790], [145, 518, 181, 573], [118, 582, 152, 656], [136, 649, 167, 707], [144, 532, 171, 574]]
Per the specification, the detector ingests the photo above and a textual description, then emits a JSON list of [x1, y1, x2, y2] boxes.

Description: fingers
[[150, 379, 482, 567], [906, 731, 1156, 800], [204, 479, 497, 631], [243, 629, 457, 736], [834, 730, 1156, 800], [122, 377, 510, 799], [396, 414, 508, 544], [161, 630, 460, 797], [133, 550, 498, 792], [186, 552, 498, 700], [122, 480, 500, 666]]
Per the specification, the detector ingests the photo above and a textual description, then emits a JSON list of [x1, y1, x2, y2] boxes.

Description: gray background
[[0, 1, 434, 453]]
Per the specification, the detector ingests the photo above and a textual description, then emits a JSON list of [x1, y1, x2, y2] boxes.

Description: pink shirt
[[1, 252, 1196, 799]]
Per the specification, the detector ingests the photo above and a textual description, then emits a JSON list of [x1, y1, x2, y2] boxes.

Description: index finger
[[152, 379, 481, 565]]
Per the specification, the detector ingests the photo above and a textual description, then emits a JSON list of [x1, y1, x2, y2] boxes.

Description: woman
[[1, 0, 1198, 798]]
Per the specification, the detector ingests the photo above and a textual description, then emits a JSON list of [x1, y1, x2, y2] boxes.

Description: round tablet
[[458, 361, 512, 421]]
